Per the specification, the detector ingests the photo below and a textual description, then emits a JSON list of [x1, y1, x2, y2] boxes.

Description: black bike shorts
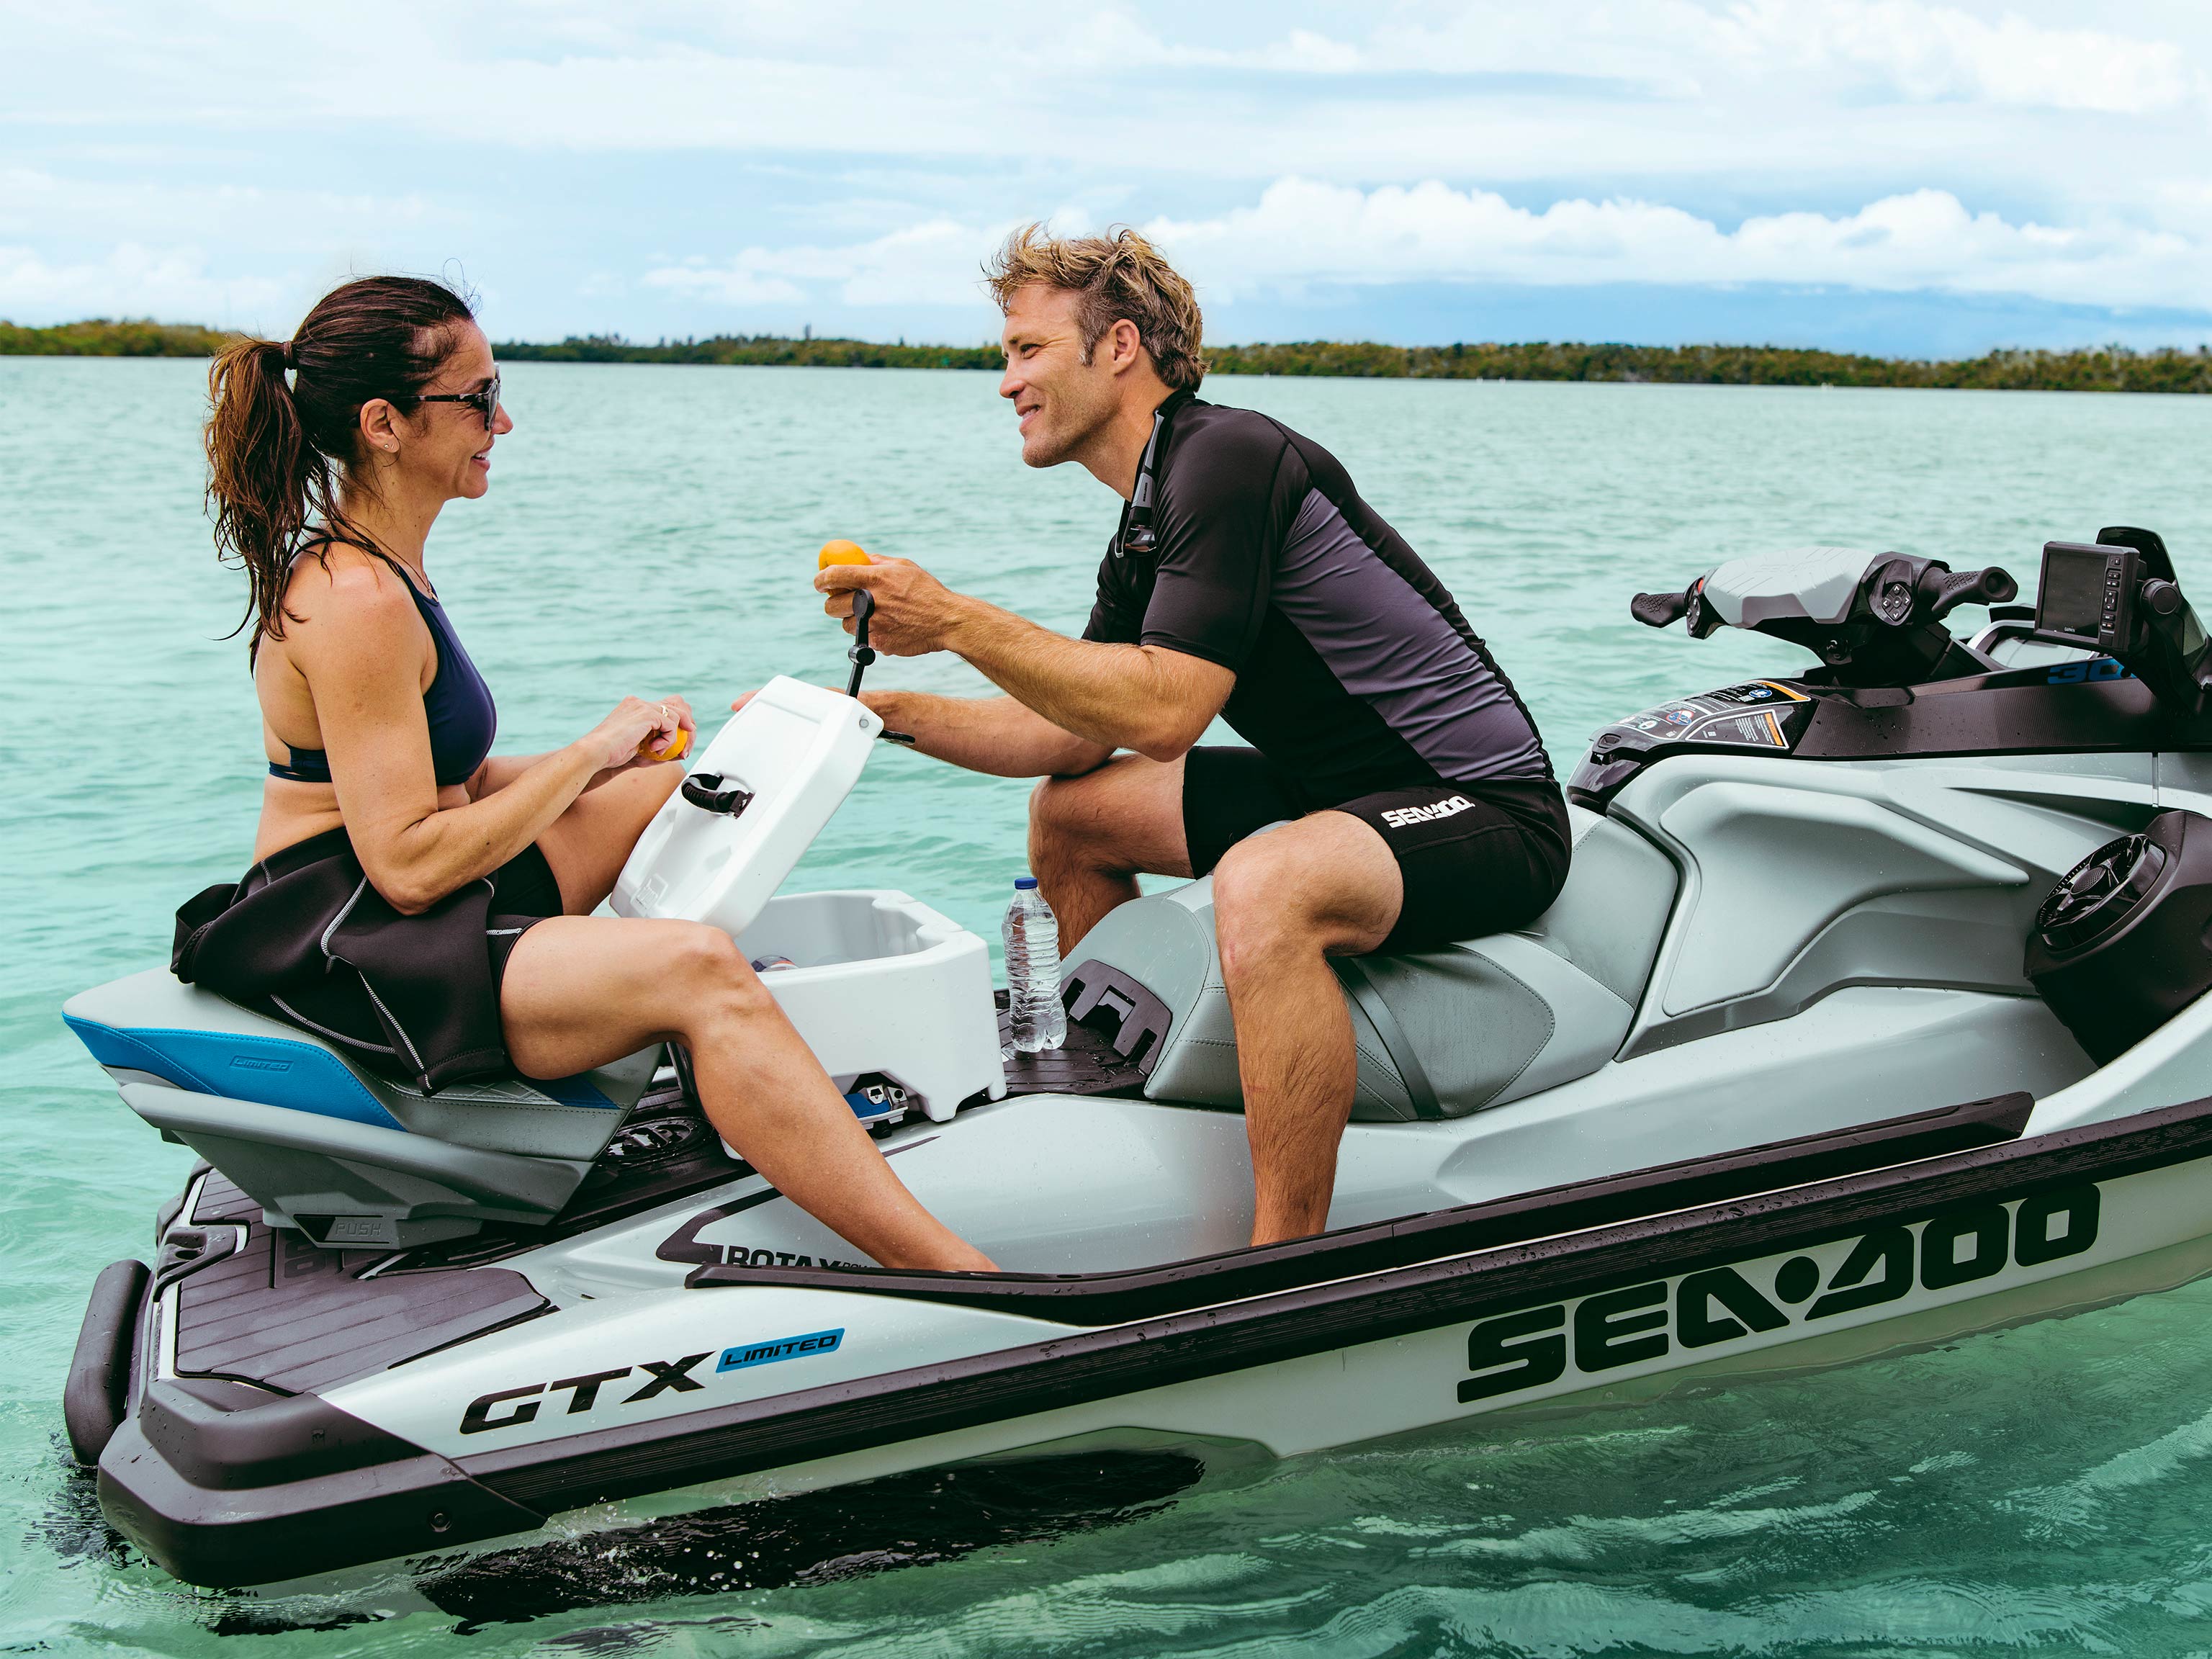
[[1180, 747, 1573, 953]]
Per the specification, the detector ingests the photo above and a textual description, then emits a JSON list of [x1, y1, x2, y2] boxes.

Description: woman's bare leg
[[500, 914, 995, 1272], [536, 763, 683, 913]]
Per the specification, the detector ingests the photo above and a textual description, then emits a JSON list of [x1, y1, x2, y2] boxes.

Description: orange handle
[[818, 539, 872, 567]]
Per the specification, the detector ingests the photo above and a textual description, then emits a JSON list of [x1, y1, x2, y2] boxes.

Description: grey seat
[[64, 970, 662, 1244], [1064, 806, 1680, 1120]]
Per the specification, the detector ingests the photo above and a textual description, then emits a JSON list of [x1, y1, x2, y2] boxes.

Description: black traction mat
[[175, 1182, 546, 1394], [996, 996, 1149, 1098]]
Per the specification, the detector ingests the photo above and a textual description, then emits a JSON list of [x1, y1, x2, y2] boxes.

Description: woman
[[177, 274, 992, 1272]]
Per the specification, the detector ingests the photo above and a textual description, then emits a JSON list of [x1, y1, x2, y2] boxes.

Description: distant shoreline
[[6, 318, 2210, 395]]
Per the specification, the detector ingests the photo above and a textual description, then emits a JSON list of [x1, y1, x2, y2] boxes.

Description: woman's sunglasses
[[417, 373, 501, 432]]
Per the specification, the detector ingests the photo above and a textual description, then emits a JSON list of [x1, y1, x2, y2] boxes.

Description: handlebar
[[1913, 564, 2017, 621], [1630, 589, 1692, 629], [845, 588, 878, 698]]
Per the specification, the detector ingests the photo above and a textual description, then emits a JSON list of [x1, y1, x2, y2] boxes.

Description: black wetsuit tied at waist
[[172, 829, 559, 1093]]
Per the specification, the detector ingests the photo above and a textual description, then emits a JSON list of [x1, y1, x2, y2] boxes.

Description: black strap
[[1334, 958, 1442, 1120], [680, 772, 755, 817]]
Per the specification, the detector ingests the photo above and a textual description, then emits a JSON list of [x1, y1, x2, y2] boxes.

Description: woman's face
[[400, 322, 514, 503]]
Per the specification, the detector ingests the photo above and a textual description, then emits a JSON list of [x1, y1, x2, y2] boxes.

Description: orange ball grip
[[639, 726, 691, 763]]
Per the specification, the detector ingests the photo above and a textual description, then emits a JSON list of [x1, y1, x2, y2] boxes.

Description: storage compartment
[[613, 677, 884, 937], [736, 890, 1006, 1123], [610, 683, 1003, 1125]]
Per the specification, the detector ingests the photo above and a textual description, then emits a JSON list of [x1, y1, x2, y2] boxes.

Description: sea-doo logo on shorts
[[458, 1329, 853, 1434], [1457, 1185, 2100, 1405], [1381, 795, 1474, 830]]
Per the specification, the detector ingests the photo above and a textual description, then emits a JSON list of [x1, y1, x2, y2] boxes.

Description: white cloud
[[0, 242, 286, 320], [1150, 179, 2207, 310], [644, 178, 2212, 320], [1711, 0, 2201, 113], [6, 1, 2212, 336], [644, 217, 1012, 310]]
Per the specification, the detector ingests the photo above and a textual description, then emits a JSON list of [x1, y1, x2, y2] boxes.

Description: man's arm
[[943, 604, 1231, 763], [865, 691, 1114, 777], [817, 559, 1233, 763]]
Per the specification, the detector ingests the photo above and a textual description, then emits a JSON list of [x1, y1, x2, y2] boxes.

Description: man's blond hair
[[985, 225, 1206, 392]]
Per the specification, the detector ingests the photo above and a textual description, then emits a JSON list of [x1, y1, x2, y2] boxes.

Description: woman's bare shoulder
[[276, 544, 428, 677], [282, 542, 419, 629]]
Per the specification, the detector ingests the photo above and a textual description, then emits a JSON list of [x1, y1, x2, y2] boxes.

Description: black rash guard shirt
[[1082, 395, 1552, 801]]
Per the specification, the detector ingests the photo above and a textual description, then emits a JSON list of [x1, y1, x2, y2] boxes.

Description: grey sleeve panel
[[1271, 490, 1549, 784]]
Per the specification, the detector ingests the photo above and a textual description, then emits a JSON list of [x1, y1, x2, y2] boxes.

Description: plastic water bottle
[[1002, 876, 1066, 1053]]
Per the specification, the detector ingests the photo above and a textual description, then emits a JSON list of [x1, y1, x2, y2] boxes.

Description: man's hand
[[809, 550, 1231, 765], [814, 557, 970, 657]]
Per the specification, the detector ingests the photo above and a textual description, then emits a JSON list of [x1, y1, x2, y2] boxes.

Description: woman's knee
[[669, 924, 768, 1012]]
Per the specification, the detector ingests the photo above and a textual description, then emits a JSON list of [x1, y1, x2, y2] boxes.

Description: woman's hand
[[577, 696, 695, 773]]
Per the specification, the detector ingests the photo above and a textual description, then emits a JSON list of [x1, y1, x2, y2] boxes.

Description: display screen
[[2038, 542, 2121, 640]]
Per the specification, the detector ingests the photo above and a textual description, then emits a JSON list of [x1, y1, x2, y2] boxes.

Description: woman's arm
[[292, 561, 683, 914], [469, 746, 674, 800]]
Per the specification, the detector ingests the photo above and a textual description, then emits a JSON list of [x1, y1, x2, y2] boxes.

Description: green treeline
[[0, 318, 238, 357], [1203, 338, 2212, 394], [9, 318, 2212, 394], [495, 333, 2212, 392], [498, 333, 1003, 370]]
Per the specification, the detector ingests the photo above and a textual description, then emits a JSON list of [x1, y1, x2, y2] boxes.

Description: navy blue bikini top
[[268, 559, 498, 788]]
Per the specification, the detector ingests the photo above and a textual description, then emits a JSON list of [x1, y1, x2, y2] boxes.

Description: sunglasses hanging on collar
[[1116, 405, 1172, 557]]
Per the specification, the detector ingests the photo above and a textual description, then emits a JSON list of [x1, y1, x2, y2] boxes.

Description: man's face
[[998, 283, 1118, 469]]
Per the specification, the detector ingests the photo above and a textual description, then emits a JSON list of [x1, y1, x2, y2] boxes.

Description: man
[[811, 225, 1570, 1244]]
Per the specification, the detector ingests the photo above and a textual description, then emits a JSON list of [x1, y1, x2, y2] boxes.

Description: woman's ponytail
[[201, 275, 477, 652], [205, 336, 317, 652]]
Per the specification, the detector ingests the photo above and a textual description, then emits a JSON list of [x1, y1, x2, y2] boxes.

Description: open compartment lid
[[611, 675, 883, 936]]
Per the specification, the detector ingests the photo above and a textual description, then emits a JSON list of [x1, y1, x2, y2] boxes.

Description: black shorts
[[1181, 747, 1573, 953]]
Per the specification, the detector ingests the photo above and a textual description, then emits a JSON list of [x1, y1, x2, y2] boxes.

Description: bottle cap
[[1014, 876, 1038, 889]]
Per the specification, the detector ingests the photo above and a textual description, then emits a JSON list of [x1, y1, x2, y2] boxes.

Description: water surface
[[5, 359, 2212, 1655]]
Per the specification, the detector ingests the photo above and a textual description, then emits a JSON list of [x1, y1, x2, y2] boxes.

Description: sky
[[3, 1, 2210, 356]]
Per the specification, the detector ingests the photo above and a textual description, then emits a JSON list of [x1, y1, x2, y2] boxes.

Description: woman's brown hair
[[204, 275, 477, 650]]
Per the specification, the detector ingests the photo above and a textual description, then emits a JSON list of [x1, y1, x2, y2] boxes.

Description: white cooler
[[611, 676, 1005, 1123]]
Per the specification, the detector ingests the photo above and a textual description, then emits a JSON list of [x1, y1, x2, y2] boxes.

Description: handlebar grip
[[1630, 590, 1691, 629], [1966, 565, 2018, 605], [1915, 564, 2018, 619]]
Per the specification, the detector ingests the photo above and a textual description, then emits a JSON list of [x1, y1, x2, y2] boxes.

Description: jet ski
[[59, 526, 2212, 1594]]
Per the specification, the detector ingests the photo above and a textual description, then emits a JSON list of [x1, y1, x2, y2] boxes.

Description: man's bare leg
[[1028, 754, 1193, 949], [1209, 813, 1401, 1244]]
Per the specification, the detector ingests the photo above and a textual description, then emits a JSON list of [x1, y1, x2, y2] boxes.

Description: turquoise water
[[6, 359, 2212, 1654]]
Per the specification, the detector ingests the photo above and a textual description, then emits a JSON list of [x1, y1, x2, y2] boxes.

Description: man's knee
[[1029, 766, 1120, 865], [1212, 838, 1320, 979]]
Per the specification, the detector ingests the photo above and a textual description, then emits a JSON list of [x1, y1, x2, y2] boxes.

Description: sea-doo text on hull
[[61, 528, 2212, 1591]]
